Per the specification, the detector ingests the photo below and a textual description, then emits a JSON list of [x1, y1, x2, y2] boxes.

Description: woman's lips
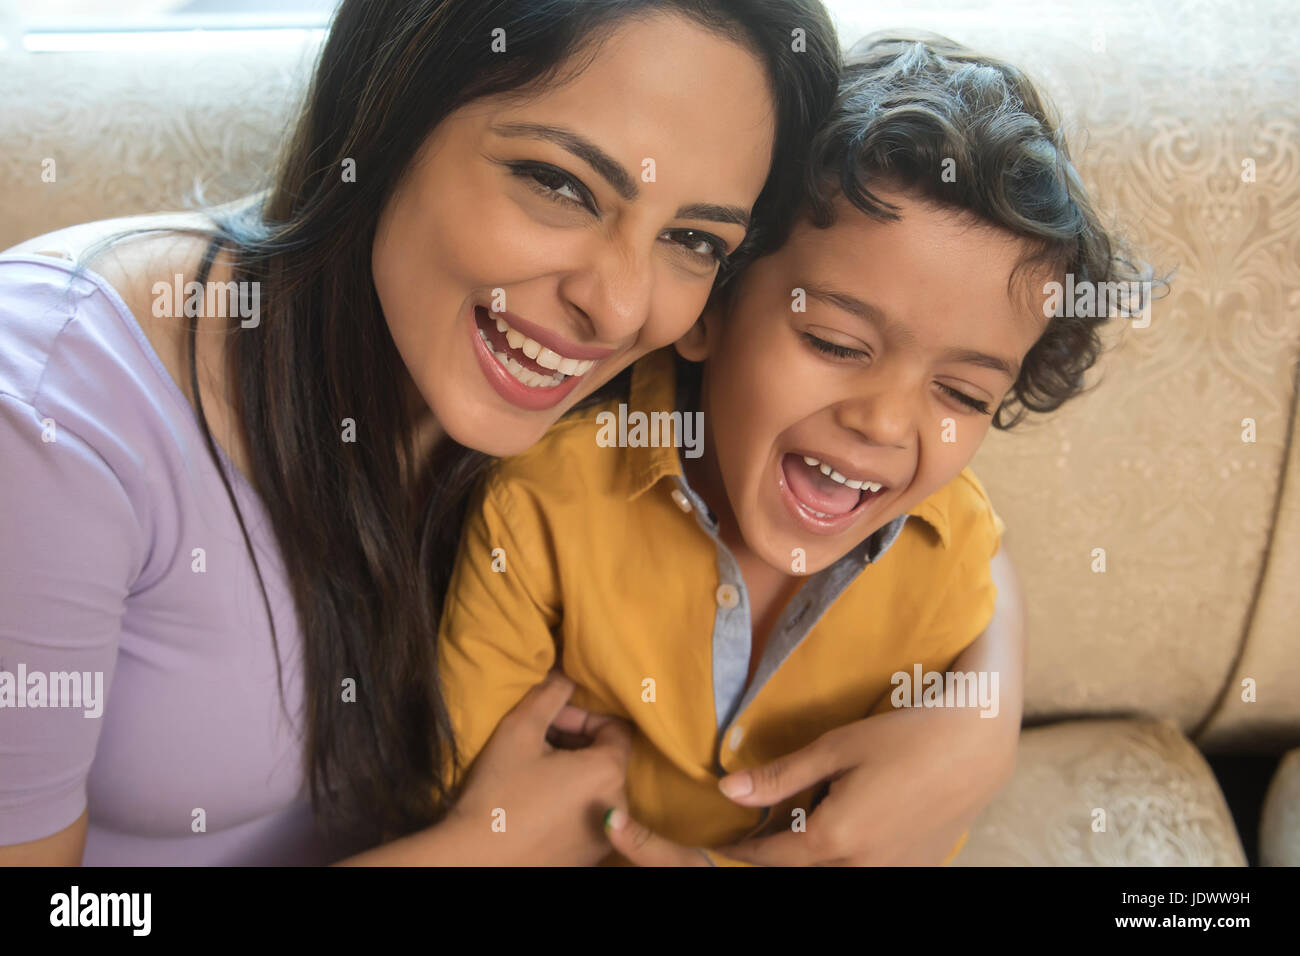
[[467, 302, 587, 412], [474, 302, 618, 361]]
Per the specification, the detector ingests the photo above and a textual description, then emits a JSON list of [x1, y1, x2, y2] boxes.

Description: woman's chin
[[441, 412, 553, 459]]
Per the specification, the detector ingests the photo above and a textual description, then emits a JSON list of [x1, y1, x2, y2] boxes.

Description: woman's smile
[[467, 301, 598, 411]]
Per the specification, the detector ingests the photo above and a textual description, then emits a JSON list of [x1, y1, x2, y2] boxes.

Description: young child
[[437, 34, 1147, 864]]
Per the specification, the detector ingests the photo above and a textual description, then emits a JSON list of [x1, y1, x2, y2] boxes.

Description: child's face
[[680, 189, 1049, 575]]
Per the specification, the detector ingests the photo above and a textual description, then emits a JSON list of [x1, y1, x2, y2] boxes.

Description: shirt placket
[[667, 475, 911, 779]]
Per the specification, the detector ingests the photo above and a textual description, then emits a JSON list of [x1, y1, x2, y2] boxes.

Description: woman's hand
[[445, 673, 632, 865], [606, 706, 1013, 867], [343, 673, 632, 865], [608, 546, 1025, 866], [726, 702, 1015, 865]]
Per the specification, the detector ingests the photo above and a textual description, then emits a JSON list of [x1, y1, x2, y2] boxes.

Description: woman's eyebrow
[[677, 203, 750, 230], [493, 121, 638, 199], [804, 283, 1021, 380], [491, 121, 750, 230]]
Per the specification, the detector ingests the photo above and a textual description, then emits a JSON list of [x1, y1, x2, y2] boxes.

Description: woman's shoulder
[[1, 223, 204, 459], [3, 213, 218, 388], [0, 215, 252, 470]]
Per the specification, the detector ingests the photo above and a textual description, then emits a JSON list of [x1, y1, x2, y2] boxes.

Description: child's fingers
[[603, 808, 709, 867]]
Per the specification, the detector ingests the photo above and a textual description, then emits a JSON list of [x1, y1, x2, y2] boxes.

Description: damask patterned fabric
[[1, 0, 1294, 864], [955, 719, 1247, 866]]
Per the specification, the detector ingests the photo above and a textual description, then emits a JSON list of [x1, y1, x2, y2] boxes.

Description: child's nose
[[833, 386, 913, 448]]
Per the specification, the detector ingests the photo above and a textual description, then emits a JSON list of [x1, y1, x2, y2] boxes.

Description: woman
[[0, 0, 1021, 866]]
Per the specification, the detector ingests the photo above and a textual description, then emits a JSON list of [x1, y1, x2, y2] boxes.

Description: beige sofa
[[2, 0, 1296, 865]]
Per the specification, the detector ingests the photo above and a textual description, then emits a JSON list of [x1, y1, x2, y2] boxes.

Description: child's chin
[[752, 533, 832, 577]]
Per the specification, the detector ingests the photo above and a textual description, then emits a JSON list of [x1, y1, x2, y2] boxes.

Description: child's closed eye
[[800, 332, 992, 414]]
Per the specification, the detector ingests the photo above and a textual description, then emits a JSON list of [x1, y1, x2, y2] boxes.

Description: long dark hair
[[71, 0, 839, 847]]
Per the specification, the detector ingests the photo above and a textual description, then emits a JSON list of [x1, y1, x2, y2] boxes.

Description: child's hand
[[446, 672, 634, 865]]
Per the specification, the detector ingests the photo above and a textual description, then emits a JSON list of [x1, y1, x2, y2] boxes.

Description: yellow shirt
[[438, 348, 1004, 865]]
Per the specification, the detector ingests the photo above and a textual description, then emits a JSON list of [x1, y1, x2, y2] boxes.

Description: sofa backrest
[[2, 0, 1297, 748]]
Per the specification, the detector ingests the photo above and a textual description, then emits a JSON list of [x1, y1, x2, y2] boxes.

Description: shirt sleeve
[[0, 394, 142, 845], [436, 473, 563, 783], [921, 487, 1006, 665]]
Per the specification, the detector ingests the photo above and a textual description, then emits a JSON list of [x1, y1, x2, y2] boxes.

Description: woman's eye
[[802, 332, 866, 360], [509, 163, 593, 211], [662, 229, 728, 267]]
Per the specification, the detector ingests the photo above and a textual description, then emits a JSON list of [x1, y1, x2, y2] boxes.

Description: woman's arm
[[0, 812, 88, 866], [3, 676, 630, 867], [606, 544, 1026, 866]]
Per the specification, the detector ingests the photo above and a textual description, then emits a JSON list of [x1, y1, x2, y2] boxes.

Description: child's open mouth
[[779, 452, 888, 535]]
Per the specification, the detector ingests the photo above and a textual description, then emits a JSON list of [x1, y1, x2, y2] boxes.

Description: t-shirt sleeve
[[436, 473, 562, 783], [0, 393, 142, 845]]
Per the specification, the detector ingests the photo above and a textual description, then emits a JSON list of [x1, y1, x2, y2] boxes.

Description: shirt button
[[670, 489, 692, 513], [728, 725, 745, 750], [715, 584, 739, 609]]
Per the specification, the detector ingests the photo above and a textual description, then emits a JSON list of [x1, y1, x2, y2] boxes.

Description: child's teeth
[[798, 454, 885, 493]]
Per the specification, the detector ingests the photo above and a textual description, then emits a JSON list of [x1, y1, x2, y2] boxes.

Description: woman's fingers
[[546, 703, 633, 755], [548, 703, 589, 735], [586, 714, 633, 769], [510, 672, 576, 745], [716, 728, 849, 808], [714, 827, 833, 866], [603, 809, 709, 867]]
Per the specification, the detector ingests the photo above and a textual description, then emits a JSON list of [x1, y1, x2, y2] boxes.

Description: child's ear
[[673, 296, 723, 362], [673, 318, 708, 362]]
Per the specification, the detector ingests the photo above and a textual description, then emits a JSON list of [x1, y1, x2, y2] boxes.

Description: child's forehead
[[743, 195, 1052, 340]]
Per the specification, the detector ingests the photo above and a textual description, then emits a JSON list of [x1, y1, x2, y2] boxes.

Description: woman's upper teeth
[[494, 315, 595, 376], [801, 455, 884, 492]]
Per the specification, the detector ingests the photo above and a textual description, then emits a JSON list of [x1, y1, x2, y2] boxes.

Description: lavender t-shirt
[[0, 254, 349, 865]]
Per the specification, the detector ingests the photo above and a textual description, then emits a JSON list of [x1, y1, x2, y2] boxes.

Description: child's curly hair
[[803, 32, 1162, 429]]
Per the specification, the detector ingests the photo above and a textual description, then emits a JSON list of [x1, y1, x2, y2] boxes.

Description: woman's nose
[[556, 232, 655, 345]]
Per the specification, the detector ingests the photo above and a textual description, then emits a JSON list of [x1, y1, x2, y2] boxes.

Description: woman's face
[[373, 12, 776, 456]]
